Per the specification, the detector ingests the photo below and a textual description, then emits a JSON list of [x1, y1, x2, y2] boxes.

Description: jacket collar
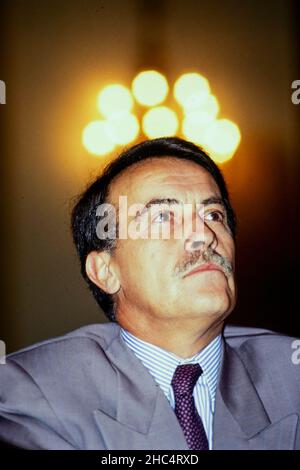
[[94, 324, 188, 449], [217, 339, 271, 437], [102, 325, 162, 434], [94, 323, 298, 449], [213, 338, 298, 449]]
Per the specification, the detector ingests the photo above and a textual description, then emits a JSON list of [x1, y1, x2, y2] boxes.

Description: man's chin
[[186, 295, 234, 319]]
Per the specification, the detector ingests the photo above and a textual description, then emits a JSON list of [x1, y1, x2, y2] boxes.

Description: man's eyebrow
[[201, 196, 226, 207], [134, 196, 226, 219], [135, 198, 180, 219]]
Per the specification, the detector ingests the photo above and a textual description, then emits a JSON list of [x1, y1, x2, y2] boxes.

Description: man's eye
[[152, 211, 171, 223], [205, 211, 225, 223]]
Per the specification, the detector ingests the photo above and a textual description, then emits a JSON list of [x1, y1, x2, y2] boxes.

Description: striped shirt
[[120, 328, 222, 449]]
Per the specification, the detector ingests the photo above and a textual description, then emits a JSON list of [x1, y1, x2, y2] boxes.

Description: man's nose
[[183, 211, 217, 253]]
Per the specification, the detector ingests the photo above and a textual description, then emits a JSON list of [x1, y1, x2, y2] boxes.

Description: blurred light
[[132, 70, 169, 107], [201, 119, 241, 163], [97, 84, 133, 117], [174, 73, 210, 110], [182, 95, 220, 142], [82, 120, 115, 156], [83, 72, 241, 161], [183, 94, 219, 117], [142, 106, 179, 138], [106, 112, 140, 145]]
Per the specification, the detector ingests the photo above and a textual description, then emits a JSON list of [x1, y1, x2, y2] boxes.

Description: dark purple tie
[[171, 363, 209, 450]]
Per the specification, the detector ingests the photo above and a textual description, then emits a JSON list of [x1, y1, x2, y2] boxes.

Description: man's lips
[[183, 262, 224, 278]]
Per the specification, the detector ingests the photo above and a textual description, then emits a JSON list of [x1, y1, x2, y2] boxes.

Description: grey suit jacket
[[0, 322, 299, 450]]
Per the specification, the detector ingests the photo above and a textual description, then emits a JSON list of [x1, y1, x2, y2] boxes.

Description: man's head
[[71, 137, 237, 334]]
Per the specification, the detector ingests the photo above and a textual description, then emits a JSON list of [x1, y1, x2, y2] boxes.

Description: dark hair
[[71, 137, 237, 322]]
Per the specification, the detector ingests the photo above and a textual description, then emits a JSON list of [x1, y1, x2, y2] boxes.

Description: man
[[0, 137, 299, 449]]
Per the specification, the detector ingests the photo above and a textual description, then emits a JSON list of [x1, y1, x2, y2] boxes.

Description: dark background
[[1, 0, 300, 353]]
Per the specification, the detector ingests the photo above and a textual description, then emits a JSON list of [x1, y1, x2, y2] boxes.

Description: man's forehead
[[109, 158, 220, 203], [159, 173, 212, 186]]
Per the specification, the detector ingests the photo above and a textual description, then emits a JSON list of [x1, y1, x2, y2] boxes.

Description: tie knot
[[171, 363, 203, 397]]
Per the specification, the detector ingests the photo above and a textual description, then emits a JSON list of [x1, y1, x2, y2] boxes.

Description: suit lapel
[[93, 327, 188, 450], [213, 340, 298, 449], [92, 324, 298, 449]]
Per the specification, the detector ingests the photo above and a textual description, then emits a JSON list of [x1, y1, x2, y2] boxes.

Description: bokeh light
[[106, 112, 140, 145], [174, 73, 210, 110], [82, 120, 115, 156], [142, 106, 179, 138], [201, 119, 241, 163], [97, 84, 133, 117], [132, 70, 169, 107], [83, 72, 241, 161], [182, 94, 220, 142], [183, 94, 219, 118]]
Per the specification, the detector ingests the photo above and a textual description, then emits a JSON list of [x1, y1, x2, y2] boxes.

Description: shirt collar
[[120, 327, 222, 403]]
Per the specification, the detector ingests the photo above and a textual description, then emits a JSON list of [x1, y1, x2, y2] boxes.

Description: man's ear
[[85, 251, 120, 294]]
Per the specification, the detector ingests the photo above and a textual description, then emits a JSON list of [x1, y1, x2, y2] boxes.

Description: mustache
[[174, 247, 233, 278]]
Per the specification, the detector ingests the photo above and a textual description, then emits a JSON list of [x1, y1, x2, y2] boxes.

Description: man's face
[[107, 157, 236, 327]]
